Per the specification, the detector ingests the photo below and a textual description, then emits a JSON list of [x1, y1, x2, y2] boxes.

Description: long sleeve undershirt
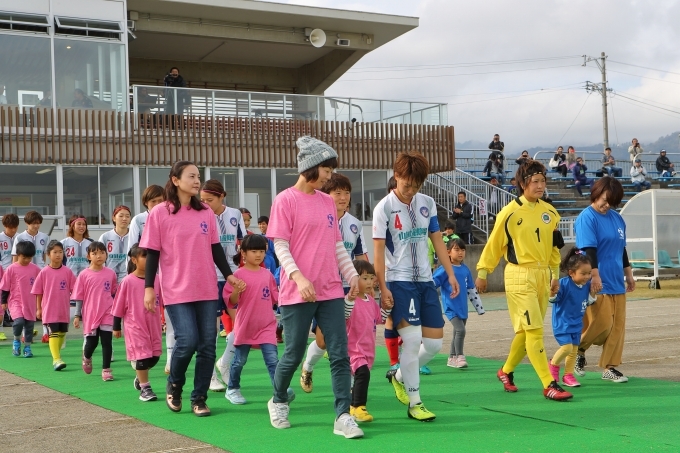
[[274, 239, 359, 284]]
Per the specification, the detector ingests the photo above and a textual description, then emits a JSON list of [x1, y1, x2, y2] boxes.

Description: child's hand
[[550, 279, 559, 297], [73, 317, 80, 329], [228, 276, 246, 293], [36, 308, 42, 320], [113, 330, 121, 339], [381, 298, 394, 310]]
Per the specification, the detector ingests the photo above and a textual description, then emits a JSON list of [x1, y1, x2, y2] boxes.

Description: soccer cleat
[[602, 368, 628, 383], [457, 355, 468, 368], [300, 368, 313, 393], [267, 398, 291, 429], [548, 360, 560, 383], [12, 340, 21, 356], [386, 368, 409, 405], [447, 356, 458, 368], [166, 382, 182, 412], [419, 365, 432, 375], [23, 345, 33, 358], [543, 381, 573, 401], [215, 358, 230, 387], [407, 403, 436, 422], [574, 354, 587, 377], [191, 397, 211, 417], [562, 373, 581, 387], [209, 373, 226, 392], [133, 376, 142, 391], [41, 333, 49, 343], [219, 329, 227, 338], [102, 368, 114, 381], [497, 368, 518, 392], [0, 332, 7, 341], [389, 363, 400, 371], [333, 413, 364, 438], [226, 389, 247, 405], [139, 387, 158, 402], [350, 405, 374, 423], [53, 360, 67, 371], [82, 356, 93, 374]]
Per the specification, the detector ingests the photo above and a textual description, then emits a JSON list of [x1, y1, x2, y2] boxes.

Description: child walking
[[0, 241, 41, 357], [72, 241, 118, 381], [345, 260, 392, 422], [32, 241, 76, 370], [433, 238, 485, 369], [113, 244, 163, 401], [549, 247, 597, 388], [0, 213, 19, 341]]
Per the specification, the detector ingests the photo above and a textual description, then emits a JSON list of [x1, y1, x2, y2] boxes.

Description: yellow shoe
[[408, 403, 436, 422], [219, 329, 227, 338], [0, 332, 6, 341], [350, 406, 373, 423], [386, 369, 409, 405]]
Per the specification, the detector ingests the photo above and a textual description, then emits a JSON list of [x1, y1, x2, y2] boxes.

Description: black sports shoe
[[133, 376, 141, 391], [191, 397, 211, 417], [166, 382, 182, 412], [139, 386, 158, 402], [574, 354, 587, 377]]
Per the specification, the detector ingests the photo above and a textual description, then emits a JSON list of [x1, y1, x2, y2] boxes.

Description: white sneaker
[[447, 356, 459, 368], [602, 367, 628, 383], [333, 413, 364, 439], [216, 358, 230, 386], [209, 373, 226, 392], [226, 389, 247, 405], [457, 355, 468, 368], [267, 397, 291, 429]]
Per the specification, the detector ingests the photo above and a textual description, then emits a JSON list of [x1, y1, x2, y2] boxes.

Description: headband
[[70, 216, 87, 226], [523, 170, 546, 180], [112, 205, 131, 217], [201, 189, 224, 196]]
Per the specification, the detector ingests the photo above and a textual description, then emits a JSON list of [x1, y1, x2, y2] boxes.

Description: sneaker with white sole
[[447, 356, 458, 368], [602, 367, 628, 383], [267, 398, 291, 429], [300, 368, 313, 393], [333, 413, 364, 438], [226, 389, 247, 405], [574, 354, 587, 377], [215, 358, 230, 387], [139, 387, 158, 402], [457, 355, 468, 368], [209, 373, 226, 392], [133, 376, 141, 391]]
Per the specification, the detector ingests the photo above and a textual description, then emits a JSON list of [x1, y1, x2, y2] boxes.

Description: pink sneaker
[[548, 360, 560, 383], [82, 356, 93, 375], [102, 368, 114, 381], [447, 356, 458, 368], [562, 373, 581, 387], [457, 355, 468, 368]]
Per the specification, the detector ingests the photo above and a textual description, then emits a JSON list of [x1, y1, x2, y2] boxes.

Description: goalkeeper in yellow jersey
[[475, 160, 573, 401]]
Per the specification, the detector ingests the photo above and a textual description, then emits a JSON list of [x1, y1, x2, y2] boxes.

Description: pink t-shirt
[[112, 274, 163, 361], [223, 267, 278, 346], [267, 188, 344, 305], [346, 294, 382, 373], [0, 263, 40, 321], [31, 265, 76, 324], [72, 267, 118, 335], [140, 202, 220, 305]]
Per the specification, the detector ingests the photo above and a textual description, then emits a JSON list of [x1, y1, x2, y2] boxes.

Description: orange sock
[[385, 338, 400, 366], [221, 312, 233, 334]]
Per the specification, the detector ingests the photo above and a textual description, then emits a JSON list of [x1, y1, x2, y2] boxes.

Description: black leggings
[[83, 329, 113, 369], [351, 365, 371, 407], [135, 356, 160, 371]]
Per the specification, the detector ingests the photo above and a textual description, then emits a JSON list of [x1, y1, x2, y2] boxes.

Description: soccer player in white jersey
[[61, 215, 93, 278], [98, 206, 131, 283], [11, 211, 50, 268], [373, 151, 459, 422], [199, 179, 247, 392], [299, 173, 367, 393], [128, 185, 164, 254], [0, 213, 19, 340]]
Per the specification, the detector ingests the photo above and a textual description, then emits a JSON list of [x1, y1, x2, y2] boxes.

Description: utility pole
[[583, 52, 612, 150]]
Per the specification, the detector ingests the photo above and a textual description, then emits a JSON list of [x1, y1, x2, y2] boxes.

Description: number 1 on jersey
[[535, 228, 540, 242], [395, 214, 403, 231]]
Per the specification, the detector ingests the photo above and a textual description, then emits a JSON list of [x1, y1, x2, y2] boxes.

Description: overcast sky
[[279, 0, 680, 153]]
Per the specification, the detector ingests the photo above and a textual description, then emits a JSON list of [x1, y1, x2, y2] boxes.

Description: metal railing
[[557, 216, 576, 242]]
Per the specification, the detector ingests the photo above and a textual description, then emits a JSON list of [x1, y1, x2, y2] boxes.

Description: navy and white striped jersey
[[214, 206, 246, 280], [99, 230, 129, 283], [11, 231, 50, 268], [338, 212, 367, 287]]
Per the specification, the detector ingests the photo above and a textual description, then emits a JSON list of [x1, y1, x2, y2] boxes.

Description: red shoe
[[42, 334, 49, 343], [543, 381, 573, 401], [276, 326, 284, 344], [497, 368, 518, 392]]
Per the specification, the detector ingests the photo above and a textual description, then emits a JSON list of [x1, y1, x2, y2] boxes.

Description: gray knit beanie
[[296, 136, 338, 173]]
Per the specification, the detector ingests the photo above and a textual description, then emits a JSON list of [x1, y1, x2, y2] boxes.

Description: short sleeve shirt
[[11, 231, 50, 268], [338, 212, 367, 287], [98, 230, 129, 283], [0, 232, 16, 270], [214, 206, 246, 279]]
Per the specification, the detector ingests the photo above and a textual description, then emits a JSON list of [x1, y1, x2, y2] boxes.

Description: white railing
[[557, 216, 576, 242]]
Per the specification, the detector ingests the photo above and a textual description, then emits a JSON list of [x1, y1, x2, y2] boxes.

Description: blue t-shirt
[[575, 206, 626, 295], [551, 277, 591, 335], [433, 263, 474, 320]]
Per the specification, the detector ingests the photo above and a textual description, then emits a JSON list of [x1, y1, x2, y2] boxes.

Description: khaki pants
[[579, 294, 626, 368]]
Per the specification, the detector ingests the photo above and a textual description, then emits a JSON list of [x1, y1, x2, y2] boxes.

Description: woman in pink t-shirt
[[32, 240, 75, 371], [140, 161, 245, 417], [266, 136, 362, 439]]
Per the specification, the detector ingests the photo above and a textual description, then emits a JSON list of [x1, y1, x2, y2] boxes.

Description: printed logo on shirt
[[29, 277, 35, 286], [541, 213, 551, 224], [262, 286, 270, 299], [40, 239, 45, 245], [220, 234, 236, 243], [230, 217, 238, 227], [327, 214, 334, 228], [350, 224, 359, 234], [104, 281, 111, 292], [618, 228, 624, 240], [155, 294, 160, 307], [419, 206, 429, 218], [60, 280, 67, 290], [517, 218, 523, 225], [398, 228, 428, 242], [390, 210, 401, 214], [581, 299, 588, 313], [200, 221, 209, 234]]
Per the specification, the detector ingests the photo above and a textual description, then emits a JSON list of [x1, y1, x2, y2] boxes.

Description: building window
[[54, 17, 123, 40], [54, 39, 126, 112], [63, 166, 99, 225], [363, 171, 388, 221], [0, 12, 50, 34], [275, 169, 298, 195], [0, 165, 56, 216], [210, 168, 239, 209], [0, 34, 52, 111], [100, 167, 133, 224], [243, 169, 272, 222]]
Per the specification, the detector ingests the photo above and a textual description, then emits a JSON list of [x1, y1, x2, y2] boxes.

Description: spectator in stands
[[573, 156, 594, 197], [628, 138, 644, 162], [507, 177, 519, 196], [566, 146, 578, 171], [515, 150, 530, 166], [452, 192, 473, 244], [488, 177, 500, 214], [551, 146, 568, 177], [37, 91, 56, 108], [136, 87, 157, 115], [72, 89, 93, 108], [655, 149, 676, 177], [488, 133, 504, 152], [601, 147, 622, 177], [483, 155, 505, 184], [442, 221, 459, 244], [164, 67, 188, 115], [630, 158, 651, 192]]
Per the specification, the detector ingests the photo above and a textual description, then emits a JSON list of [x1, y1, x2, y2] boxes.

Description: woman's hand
[[113, 330, 121, 339], [227, 275, 246, 293], [292, 273, 316, 302], [590, 275, 603, 294], [475, 278, 487, 294], [625, 274, 636, 292], [380, 287, 394, 308], [73, 317, 80, 329], [144, 287, 156, 313], [347, 275, 360, 300], [550, 279, 560, 297]]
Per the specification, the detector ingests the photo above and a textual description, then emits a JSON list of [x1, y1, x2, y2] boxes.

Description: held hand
[[381, 297, 394, 310], [144, 288, 156, 313], [475, 278, 487, 294], [381, 287, 394, 308], [73, 317, 80, 329], [1, 303, 6, 312], [228, 275, 247, 293], [347, 275, 360, 300], [449, 275, 460, 298], [591, 275, 603, 294], [550, 279, 560, 297], [626, 274, 636, 292], [36, 308, 42, 321], [113, 330, 121, 339], [293, 273, 316, 302]]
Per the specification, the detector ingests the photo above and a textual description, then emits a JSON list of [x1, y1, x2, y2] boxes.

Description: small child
[[222, 235, 294, 405], [344, 260, 392, 422], [433, 238, 485, 369], [72, 241, 118, 381], [548, 247, 597, 388], [32, 241, 76, 370], [0, 241, 41, 357], [1, 213, 19, 340], [112, 243, 163, 402]]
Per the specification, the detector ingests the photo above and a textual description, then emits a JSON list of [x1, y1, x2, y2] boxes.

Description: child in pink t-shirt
[[222, 235, 296, 405], [32, 241, 76, 370], [113, 244, 163, 402], [344, 260, 392, 423], [72, 241, 118, 381], [0, 241, 40, 358]]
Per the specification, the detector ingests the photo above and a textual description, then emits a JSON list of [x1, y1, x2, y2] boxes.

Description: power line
[[612, 95, 680, 120], [607, 69, 680, 85], [612, 92, 680, 115], [555, 92, 593, 148], [347, 55, 583, 73], [608, 60, 680, 77], [447, 87, 579, 106], [405, 82, 585, 100], [611, 91, 680, 110]]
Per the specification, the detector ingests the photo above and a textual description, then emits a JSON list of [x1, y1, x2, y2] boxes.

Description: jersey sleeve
[[372, 198, 389, 240], [431, 266, 447, 288], [267, 192, 293, 242], [31, 269, 45, 295], [10, 238, 18, 256], [71, 273, 85, 301], [128, 217, 141, 252], [236, 212, 246, 241], [111, 280, 126, 318], [477, 205, 511, 277], [428, 197, 440, 233], [352, 226, 367, 256], [110, 272, 119, 297], [139, 207, 162, 251], [550, 213, 562, 278], [575, 210, 598, 249], [0, 266, 12, 291], [68, 270, 76, 294], [208, 210, 219, 245]]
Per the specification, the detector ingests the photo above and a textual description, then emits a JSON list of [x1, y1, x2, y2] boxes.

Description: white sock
[[219, 332, 235, 366], [165, 309, 175, 366], [419, 337, 443, 367], [303, 340, 326, 372], [396, 325, 422, 407], [42, 325, 48, 335]]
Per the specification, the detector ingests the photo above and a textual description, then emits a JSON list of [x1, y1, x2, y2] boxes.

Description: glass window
[[100, 167, 133, 225], [243, 169, 272, 222], [146, 167, 170, 188], [0, 34, 52, 111], [340, 170, 363, 221], [63, 166, 98, 225], [275, 169, 298, 194], [54, 39, 126, 112], [210, 168, 239, 209], [0, 165, 56, 216], [363, 171, 388, 221]]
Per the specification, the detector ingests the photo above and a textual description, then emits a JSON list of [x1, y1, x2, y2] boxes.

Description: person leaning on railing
[[163, 67, 189, 115]]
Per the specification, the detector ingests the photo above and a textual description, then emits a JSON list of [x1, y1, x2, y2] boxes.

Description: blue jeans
[[575, 178, 594, 196], [489, 172, 505, 184], [165, 300, 219, 401], [273, 299, 350, 417], [229, 343, 278, 390], [633, 181, 651, 192], [605, 166, 622, 177]]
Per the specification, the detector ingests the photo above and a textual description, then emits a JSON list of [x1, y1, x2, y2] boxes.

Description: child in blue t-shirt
[[548, 247, 597, 388], [433, 238, 485, 369]]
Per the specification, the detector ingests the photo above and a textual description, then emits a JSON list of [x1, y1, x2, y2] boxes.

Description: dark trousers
[[84, 329, 113, 369], [351, 365, 371, 407], [459, 232, 474, 244], [13, 317, 35, 343]]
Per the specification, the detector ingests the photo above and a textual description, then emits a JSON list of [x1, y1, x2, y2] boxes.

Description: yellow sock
[[551, 344, 574, 366], [48, 334, 61, 361], [58, 332, 66, 349], [524, 328, 553, 388], [564, 345, 579, 374], [502, 332, 527, 374]]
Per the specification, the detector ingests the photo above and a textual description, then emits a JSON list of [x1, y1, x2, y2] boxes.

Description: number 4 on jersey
[[409, 298, 416, 315], [394, 214, 403, 231]]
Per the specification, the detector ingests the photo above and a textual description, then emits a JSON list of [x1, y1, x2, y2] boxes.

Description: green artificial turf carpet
[[1, 339, 679, 453]]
